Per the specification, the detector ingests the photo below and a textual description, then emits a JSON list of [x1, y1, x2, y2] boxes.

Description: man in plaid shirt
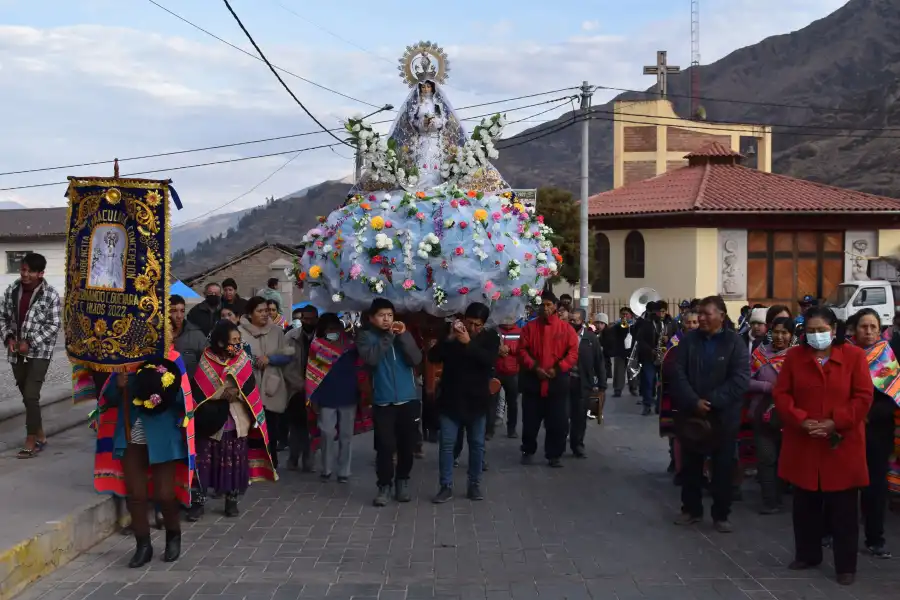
[[0, 253, 62, 458]]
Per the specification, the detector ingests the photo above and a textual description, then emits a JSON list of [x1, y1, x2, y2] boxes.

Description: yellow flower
[[513, 203, 525, 212], [144, 190, 162, 207], [370, 215, 385, 230], [143, 400, 155, 409], [134, 274, 152, 292], [161, 372, 176, 388], [182, 416, 190, 428], [133, 399, 142, 407], [473, 209, 488, 222], [309, 265, 322, 279]]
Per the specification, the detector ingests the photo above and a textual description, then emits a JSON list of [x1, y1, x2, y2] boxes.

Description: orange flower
[[466, 190, 477, 198], [415, 191, 427, 199], [299, 272, 307, 281], [360, 202, 371, 210]]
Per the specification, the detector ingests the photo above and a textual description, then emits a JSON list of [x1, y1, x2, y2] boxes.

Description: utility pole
[[578, 81, 593, 309], [354, 104, 394, 184]]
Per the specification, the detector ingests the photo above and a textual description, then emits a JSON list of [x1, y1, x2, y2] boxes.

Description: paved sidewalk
[[10, 398, 900, 600]]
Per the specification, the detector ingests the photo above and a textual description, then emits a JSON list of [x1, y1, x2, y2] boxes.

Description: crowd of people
[[1, 257, 897, 587]]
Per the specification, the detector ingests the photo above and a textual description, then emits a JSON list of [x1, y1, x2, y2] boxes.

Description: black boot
[[128, 536, 153, 568], [224, 493, 240, 517], [163, 530, 181, 563]]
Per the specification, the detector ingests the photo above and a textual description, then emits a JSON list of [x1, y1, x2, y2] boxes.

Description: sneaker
[[866, 545, 892, 559], [572, 447, 586, 459], [373, 485, 391, 507], [394, 479, 411, 503], [466, 483, 484, 501], [453, 459, 460, 468], [520, 453, 533, 465], [432, 486, 453, 504], [482, 460, 489, 472], [713, 520, 734, 533], [337, 476, 349, 484], [548, 458, 563, 468], [673, 513, 701, 526], [319, 473, 332, 482]]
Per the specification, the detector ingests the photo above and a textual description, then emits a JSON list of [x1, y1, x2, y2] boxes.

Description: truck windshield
[[826, 284, 858, 308]]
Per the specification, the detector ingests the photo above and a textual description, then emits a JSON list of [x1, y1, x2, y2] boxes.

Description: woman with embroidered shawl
[[306, 313, 372, 482], [747, 317, 794, 514], [658, 310, 699, 481], [850, 308, 899, 559], [192, 320, 276, 518], [87, 347, 195, 568]]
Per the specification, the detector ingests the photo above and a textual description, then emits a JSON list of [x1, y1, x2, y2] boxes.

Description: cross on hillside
[[643, 50, 681, 97]]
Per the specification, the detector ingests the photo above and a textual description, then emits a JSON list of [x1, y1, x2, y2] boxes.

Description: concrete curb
[[0, 497, 121, 600], [0, 403, 89, 454], [0, 383, 72, 423]]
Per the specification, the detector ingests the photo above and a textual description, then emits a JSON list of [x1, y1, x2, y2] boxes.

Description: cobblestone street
[[15, 399, 900, 600]]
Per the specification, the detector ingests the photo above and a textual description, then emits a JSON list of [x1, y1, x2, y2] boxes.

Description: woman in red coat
[[772, 307, 873, 586]]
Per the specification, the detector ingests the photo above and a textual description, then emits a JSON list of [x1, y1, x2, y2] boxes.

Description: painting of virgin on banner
[[64, 176, 181, 372]]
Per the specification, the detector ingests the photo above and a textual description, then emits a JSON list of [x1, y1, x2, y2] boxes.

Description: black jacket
[[222, 295, 248, 318], [739, 331, 765, 357], [608, 320, 636, 357], [670, 328, 750, 435], [571, 327, 607, 393], [187, 301, 220, 337], [634, 316, 663, 365], [428, 328, 500, 423]]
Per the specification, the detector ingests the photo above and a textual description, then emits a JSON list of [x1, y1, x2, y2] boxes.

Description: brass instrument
[[624, 287, 662, 383]]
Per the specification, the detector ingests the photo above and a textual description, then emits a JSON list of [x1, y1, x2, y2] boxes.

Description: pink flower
[[537, 215, 545, 224], [368, 194, 376, 201], [349, 264, 362, 279], [517, 225, 525, 234], [307, 250, 315, 257], [491, 291, 501, 301], [487, 232, 492, 239], [458, 287, 470, 295], [512, 287, 522, 297], [524, 252, 534, 260], [316, 240, 324, 247], [385, 220, 393, 228], [459, 199, 470, 207], [495, 243, 505, 252], [149, 393, 162, 406], [484, 281, 494, 291], [459, 221, 468, 229], [454, 247, 464, 256], [415, 212, 425, 221], [450, 200, 459, 208], [402, 279, 415, 290], [537, 267, 551, 277], [491, 211, 502, 222], [155, 366, 167, 374]]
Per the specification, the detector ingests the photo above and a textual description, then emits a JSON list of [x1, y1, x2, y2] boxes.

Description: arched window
[[591, 232, 610, 293], [624, 231, 645, 279]]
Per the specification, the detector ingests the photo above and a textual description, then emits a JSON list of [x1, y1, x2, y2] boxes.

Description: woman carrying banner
[[92, 350, 195, 568], [191, 320, 276, 518]]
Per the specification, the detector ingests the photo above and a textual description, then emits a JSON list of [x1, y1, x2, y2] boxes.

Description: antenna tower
[[690, 0, 701, 117]]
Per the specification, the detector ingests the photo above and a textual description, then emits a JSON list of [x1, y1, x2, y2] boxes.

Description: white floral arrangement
[[293, 187, 561, 320], [344, 113, 506, 190]]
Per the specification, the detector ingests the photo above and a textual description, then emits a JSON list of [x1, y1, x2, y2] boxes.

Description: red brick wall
[[666, 160, 688, 173], [623, 161, 656, 186], [666, 127, 730, 153], [623, 126, 656, 152]]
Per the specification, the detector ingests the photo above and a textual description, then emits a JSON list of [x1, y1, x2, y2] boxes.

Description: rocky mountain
[[497, 0, 900, 196], [174, 0, 900, 277]]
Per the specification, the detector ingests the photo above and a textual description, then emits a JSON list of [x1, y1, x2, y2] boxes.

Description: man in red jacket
[[495, 316, 523, 439], [517, 292, 580, 467]]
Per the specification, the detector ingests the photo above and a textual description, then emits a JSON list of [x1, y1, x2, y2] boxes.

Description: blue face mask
[[807, 331, 833, 350]]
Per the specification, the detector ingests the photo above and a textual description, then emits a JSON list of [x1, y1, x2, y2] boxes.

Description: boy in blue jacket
[[357, 298, 423, 506]]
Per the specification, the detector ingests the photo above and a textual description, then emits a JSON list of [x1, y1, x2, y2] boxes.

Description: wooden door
[[746, 231, 844, 310]]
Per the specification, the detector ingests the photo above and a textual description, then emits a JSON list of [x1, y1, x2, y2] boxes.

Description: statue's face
[[420, 82, 433, 95]]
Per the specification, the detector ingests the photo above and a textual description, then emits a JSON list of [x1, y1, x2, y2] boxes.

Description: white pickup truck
[[825, 280, 900, 325]]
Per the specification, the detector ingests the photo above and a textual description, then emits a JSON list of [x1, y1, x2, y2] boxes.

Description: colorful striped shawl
[[750, 346, 787, 377], [192, 349, 277, 483], [862, 341, 900, 407], [305, 335, 366, 401], [91, 348, 196, 507], [888, 409, 900, 495], [666, 331, 682, 350]]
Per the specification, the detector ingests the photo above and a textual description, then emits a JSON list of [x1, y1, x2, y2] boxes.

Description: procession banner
[[64, 176, 177, 372]]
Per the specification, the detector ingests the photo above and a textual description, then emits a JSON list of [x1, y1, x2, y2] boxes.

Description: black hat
[[132, 358, 182, 414]]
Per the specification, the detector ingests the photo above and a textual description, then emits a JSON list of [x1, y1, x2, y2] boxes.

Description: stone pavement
[[12, 398, 900, 600]]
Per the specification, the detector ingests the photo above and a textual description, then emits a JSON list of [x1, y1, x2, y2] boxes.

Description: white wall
[[0, 239, 66, 294]]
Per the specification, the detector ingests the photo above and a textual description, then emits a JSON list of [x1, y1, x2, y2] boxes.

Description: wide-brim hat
[[132, 357, 182, 414]]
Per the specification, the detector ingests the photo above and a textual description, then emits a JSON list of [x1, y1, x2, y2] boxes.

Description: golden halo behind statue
[[397, 41, 450, 88]]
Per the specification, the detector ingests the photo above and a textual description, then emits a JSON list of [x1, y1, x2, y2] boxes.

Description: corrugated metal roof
[[0, 207, 68, 237]]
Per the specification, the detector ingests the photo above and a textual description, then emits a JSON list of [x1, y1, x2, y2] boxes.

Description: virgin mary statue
[[351, 44, 509, 195]]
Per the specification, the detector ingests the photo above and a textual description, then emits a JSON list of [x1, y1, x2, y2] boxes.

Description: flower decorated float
[[293, 42, 560, 321]]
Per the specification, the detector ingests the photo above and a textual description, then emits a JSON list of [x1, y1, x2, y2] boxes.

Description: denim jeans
[[439, 414, 486, 488], [639, 363, 658, 409]]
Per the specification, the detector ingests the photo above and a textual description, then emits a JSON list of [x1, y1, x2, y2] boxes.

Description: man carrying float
[[291, 42, 561, 505]]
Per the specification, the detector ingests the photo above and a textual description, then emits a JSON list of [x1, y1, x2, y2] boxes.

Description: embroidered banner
[[64, 177, 175, 372]]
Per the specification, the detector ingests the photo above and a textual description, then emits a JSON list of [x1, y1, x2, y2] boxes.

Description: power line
[[0, 92, 573, 177], [146, 0, 383, 109], [594, 83, 874, 116], [221, 0, 351, 146]]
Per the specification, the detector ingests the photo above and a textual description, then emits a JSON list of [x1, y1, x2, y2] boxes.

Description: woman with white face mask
[[306, 313, 372, 482], [773, 307, 873, 586]]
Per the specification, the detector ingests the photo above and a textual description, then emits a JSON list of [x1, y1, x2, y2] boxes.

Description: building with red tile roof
[[585, 142, 900, 313]]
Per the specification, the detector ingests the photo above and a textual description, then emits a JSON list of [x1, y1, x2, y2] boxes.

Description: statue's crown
[[398, 41, 449, 88]]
